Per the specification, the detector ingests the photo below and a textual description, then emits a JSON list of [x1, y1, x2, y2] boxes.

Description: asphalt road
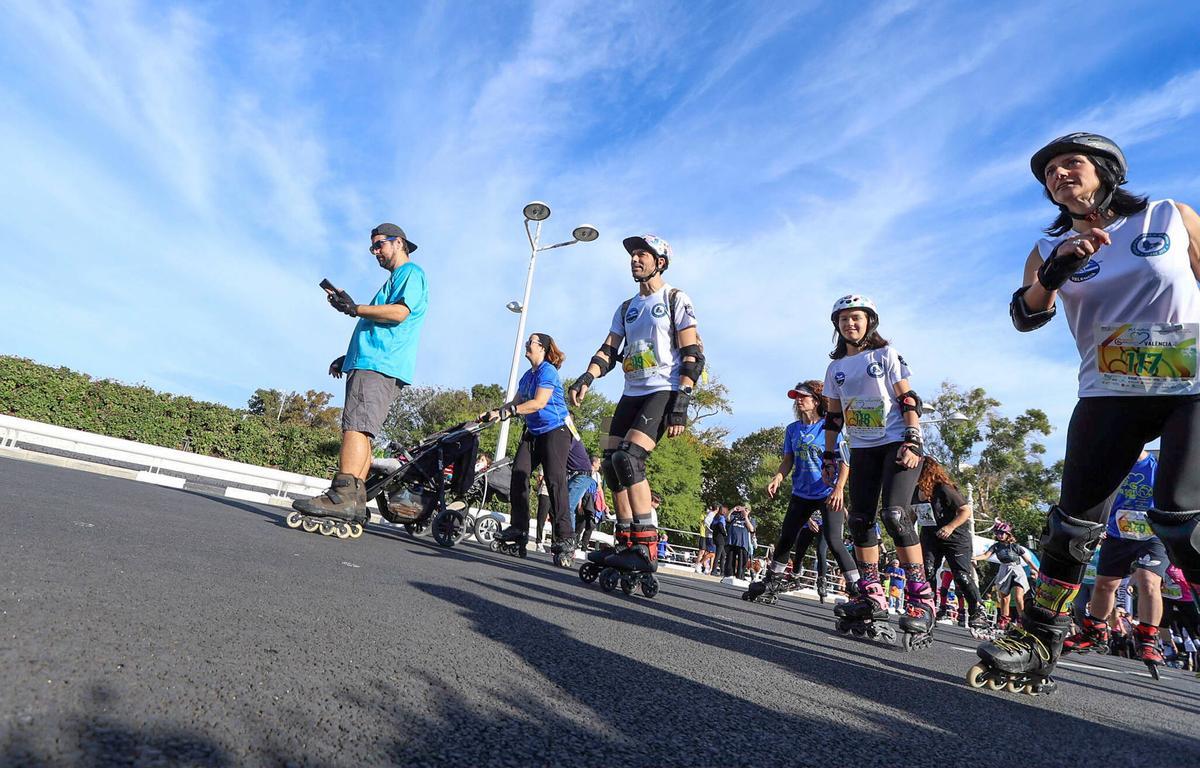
[[2, 456, 1198, 767]]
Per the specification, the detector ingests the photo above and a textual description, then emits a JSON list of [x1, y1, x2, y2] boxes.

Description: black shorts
[[1096, 536, 1170, 579], [609, 391, 673, 444]]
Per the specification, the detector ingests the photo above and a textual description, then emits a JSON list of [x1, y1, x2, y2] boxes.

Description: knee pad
[[611, 441, 649, 488], [880, 505, 919, 547], [1148, 508, 1200, 579], [848, 509, 877, 547], [1039, 505, 1105, 569], [600, 450, 622, 493]]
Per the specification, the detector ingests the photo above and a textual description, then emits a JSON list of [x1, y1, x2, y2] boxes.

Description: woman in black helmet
[[970, 133, 1200, 695]]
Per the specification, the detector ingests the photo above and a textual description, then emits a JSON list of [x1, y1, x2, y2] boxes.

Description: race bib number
[[622, 340, 661, 379], [913, 503, 937, 527], [1162, 570, 1184, 601], [844, 397, 885, 440], [1096, 322, 1199, 394], [1114, 508, 1154, 541]]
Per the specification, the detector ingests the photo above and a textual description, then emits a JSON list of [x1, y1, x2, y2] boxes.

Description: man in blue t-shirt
[[294, 223, 429, 521]]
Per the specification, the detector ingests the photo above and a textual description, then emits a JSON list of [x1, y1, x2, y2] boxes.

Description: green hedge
[[0, 356, 340, 476]]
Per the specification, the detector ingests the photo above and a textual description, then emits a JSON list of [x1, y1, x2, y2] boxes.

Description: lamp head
[[572, 224, 599, 242], [505, 301, 523, 314], [523, 201, 551, 221]]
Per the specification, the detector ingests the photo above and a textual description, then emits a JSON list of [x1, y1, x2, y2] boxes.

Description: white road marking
[[73, 521, 95, 528], [341, 561, 361, 568]]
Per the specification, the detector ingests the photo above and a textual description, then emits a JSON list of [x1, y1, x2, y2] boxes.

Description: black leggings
[[509, 425, 573, 542], [712, 534, 728, 576], [1047, 395, 1200, 584], [920, 529, 981, 612], [774, 494, 855, 575], [847, 443, 922, 549]]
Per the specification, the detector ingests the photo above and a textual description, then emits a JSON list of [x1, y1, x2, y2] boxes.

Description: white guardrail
[[0, 413, 329, 504]]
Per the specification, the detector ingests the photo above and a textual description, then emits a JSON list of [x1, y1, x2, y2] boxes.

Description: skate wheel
[[319, 519, 337, 536], [1005, 680, 1024, 693], [619, 574, 636, 596], [348, 523, 364, 539], [301, 518, 319, 533], [986, 677, 1005, 691], [834, 620, 849, 635], [489, 540, 500, 553], [966, 663, 989, 689], [517, 547, 527, 559], [285, 511, 303, 528], [1095, 645, 1109, 656], [640, 576, 659, 598], [599, 568, 619, 593], [579, 564, 599, 584], [851, 627, 865, 637], [334, 522, 351, 539], [1147, 664, 1160, 681]]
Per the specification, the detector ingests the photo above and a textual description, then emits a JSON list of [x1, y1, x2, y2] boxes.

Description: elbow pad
[[897, 390, 923, 416], [1010, 286, 1056, 332], [679, 344, 705, 383], [825, 411, 844, 432], [591, 344, 621, 377]]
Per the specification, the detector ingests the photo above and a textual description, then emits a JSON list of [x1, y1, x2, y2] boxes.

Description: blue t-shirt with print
[[343, 262, 429, 384], [783, 419, 846, 500], [1106, 453, 1158, 539], [518, 361, 568, 436]]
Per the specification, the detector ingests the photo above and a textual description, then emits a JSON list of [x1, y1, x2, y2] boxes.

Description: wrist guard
[[666, 389, 691, 427], [498, 404, 518, 421], [821, 450, 840, 478], [1036, 245, 1088, 291], [569, 372, 593, 396]]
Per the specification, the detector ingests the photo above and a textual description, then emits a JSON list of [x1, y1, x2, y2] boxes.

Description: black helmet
[[1030, 132, 1127, 186]]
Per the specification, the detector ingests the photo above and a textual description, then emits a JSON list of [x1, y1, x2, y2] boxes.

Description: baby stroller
[[456, 457, 514, 544], [356, 421, 483, 545]]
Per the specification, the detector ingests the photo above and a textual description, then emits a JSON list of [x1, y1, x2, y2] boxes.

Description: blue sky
[[3, 0, 1200, 459]]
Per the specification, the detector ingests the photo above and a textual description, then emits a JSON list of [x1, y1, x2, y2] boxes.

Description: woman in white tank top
[[969, 132, 1200, 696]]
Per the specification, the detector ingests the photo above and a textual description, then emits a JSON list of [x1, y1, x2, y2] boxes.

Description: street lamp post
[[494, 202, 598, 460]]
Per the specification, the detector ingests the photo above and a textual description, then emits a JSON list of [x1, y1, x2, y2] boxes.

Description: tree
[[925, 381, 999, 475], [972, 410, 1060, 545], [688, 375, 733, 446], [701, 426, 789, 546], [247, 388, 341, 430]]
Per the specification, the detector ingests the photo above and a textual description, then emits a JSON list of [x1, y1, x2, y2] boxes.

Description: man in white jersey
[[570, 234, 703, 583]]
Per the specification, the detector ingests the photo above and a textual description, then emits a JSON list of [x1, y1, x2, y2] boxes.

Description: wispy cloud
[[3, 0, 1200, 465]]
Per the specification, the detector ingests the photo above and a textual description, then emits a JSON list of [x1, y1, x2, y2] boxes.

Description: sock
[[902, 562, 927, 585], [859, 561, 880, 583]]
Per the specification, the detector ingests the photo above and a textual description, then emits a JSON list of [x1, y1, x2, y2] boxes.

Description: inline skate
[[966, 607, 1068, 695], [742, 570, 798, 605], [897, 581, 935, 651], [596, 524, 660, 598], [967, 608, 995, 640], [549, 535, 577, 568], [489, 525, 528, 558], [833, 580, 896, 645], [1135, 623, 1163, 680], [1062, 615, 1109, 655], [579, 529, 626, 585], [286, 473, 367, 539]]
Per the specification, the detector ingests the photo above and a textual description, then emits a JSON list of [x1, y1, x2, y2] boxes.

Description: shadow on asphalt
[[391, 577, 1198, 766], [2, 683, 231, 767]]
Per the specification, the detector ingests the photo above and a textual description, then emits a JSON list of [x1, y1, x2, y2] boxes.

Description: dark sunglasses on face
[[369, 236, 398, 253]]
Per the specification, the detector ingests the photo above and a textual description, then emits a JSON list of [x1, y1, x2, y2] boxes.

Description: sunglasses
[[369, 236, 398, 253], [525, 340, 543, 349]]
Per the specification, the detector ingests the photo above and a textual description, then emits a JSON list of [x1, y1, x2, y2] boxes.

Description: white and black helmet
[[830, 295, 878, 324], [830, 295, 879, 345], [1030, 132, 1127, 186]]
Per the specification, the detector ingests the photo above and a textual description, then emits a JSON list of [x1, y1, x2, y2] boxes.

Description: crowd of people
[[293, 130, 1200, 695]]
